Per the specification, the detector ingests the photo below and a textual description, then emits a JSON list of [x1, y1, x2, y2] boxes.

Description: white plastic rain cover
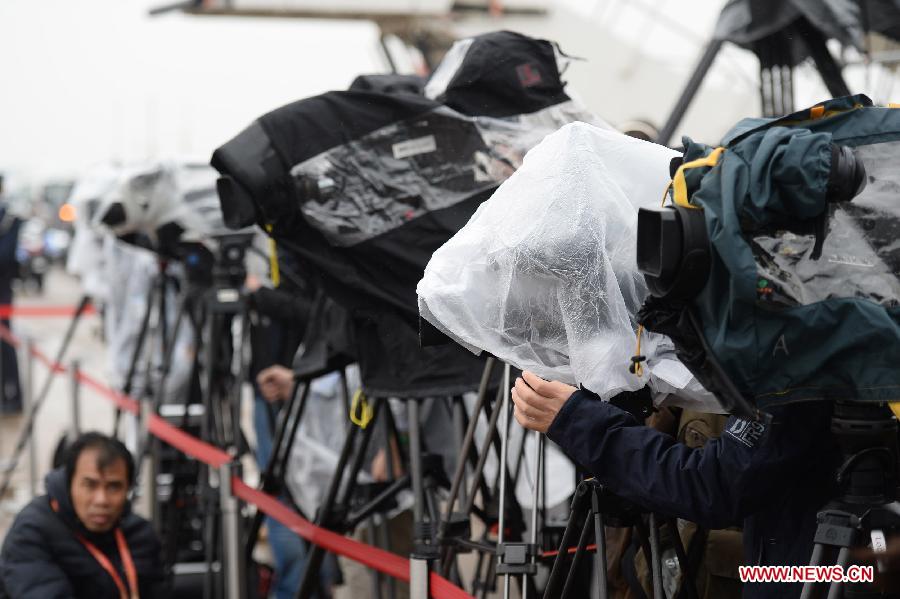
[[418, 122, 720, 410]]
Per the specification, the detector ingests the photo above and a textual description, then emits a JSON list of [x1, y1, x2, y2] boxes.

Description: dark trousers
[[0, 284, 21, 414]]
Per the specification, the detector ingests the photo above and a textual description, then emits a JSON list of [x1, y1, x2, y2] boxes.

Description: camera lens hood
[[637, 205, 711, 301]]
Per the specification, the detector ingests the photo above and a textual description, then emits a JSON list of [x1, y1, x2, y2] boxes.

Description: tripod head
[[804, 402, 900, 597], [831, 401, 900, 506]]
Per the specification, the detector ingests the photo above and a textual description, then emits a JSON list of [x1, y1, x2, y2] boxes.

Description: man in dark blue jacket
[[511, 371, 839, 599], [0, 175, 21, 415], [0, 432, 164, 598]]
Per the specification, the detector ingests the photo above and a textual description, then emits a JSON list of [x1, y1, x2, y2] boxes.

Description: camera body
[[637, 95, 900, 415]]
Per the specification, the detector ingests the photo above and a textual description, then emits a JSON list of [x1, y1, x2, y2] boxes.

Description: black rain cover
[[213, 31, 581, 397]]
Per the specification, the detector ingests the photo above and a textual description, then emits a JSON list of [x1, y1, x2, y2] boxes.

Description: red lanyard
[[51, 499, 140, 599], [75, 528, 140, 599]]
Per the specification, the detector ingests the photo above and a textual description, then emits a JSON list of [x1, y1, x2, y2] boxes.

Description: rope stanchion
[[0, 303, 476, 599]]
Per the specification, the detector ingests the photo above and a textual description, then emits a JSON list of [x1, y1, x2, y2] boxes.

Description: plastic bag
[[418, 122, 721, 411]]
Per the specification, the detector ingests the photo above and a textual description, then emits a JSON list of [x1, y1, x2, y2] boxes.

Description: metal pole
[[498, 363, 512, 599], [69, 360, 81, 438], [649, 513, 664, 599], [592, 493, 608, 599], [408, 399, 429, 599], [523, 432, 543, 599], [24, 338, 36, 497], [140, 398, 158, 534], [452, 401, 469, 509], [656, 39, 724, 147], [219, 462, 244, 599]]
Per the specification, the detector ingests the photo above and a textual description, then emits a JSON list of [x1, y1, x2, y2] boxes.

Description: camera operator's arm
[[257, 365, 295, 403], [513, 371, 796, 530]]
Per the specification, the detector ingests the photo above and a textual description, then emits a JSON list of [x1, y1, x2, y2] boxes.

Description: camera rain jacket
[[640, 96, 900, 414], [0, 468, 165, 599], [547, 389, 839, 599]]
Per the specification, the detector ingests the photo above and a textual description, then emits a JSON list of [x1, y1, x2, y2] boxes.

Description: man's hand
[[257, 365, 295, 403], [511, 371, 577, 433]]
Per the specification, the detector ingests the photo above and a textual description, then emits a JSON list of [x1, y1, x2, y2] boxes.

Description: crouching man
[[1, 432, 165, 598]]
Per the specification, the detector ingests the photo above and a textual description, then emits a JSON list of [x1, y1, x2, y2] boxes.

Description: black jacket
[[0, 468, 165, 599], [547, 390, 839, 599]]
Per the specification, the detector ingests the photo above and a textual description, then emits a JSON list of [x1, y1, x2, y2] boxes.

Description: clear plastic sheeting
[[66, 164, 121, 300], [418, 122, 721, 410], [92, 161, 225, 245], [752, 140, 900, 308], [100, 238, 194, 403], [292, 101, 606, 247]]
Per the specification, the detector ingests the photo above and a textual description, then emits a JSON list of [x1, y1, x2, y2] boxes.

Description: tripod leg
[[245, 380, 311, 562], [592, 494, 608, 599], [461, 384, 505, 517], [115, 281, 156, 435], [825, 548, 851, 599], [665, 517, 698, 599], [440, 360, 494, 563], [408, 399, 436, 599], [295, 400, 382, 599], [543, 482, 593, 599], [497, 364, 513, 599], [366, 517, 385, 599], [648, 513, 664, 599], [561, 512, 594, 599], [376, 516, 398, 599], [481, 549, 497, 599], [800, 544, 827, 599], [453, 400, 470, 509], [133, 286, 190, 489], [522, 432, 543, 599]]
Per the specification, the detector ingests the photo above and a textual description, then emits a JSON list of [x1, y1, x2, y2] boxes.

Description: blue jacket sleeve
[[547, 390, 781, 529]]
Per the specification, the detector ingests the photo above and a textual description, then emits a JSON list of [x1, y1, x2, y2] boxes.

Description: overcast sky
[[0, 0, 387, 183], [1, 0, 896, 186]]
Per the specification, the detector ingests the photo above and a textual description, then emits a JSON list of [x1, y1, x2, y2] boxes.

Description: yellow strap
[[268, 237, 280, 288], [264, 224, 280, 288], [779, 102, 865, 127], [890, 402, 900, 420], [660, 180, 673, 207], [889, 103, 900, 109], [672, 147, 725, 209], [630, 324, 645, 378], [349, 389, 374, 429]]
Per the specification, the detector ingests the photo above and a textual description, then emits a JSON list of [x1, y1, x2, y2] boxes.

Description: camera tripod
[[437, 360, 532, 599], [112, 239, 254, 599], [247, 350, 526, 599], [800, 401, 900, 599], [540, 476, 707, 599]]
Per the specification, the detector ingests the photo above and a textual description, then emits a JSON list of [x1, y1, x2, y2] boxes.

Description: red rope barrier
[[0, 305, 477, 599], [0, 304, 98, 318], [232, 480, 474, 599]]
